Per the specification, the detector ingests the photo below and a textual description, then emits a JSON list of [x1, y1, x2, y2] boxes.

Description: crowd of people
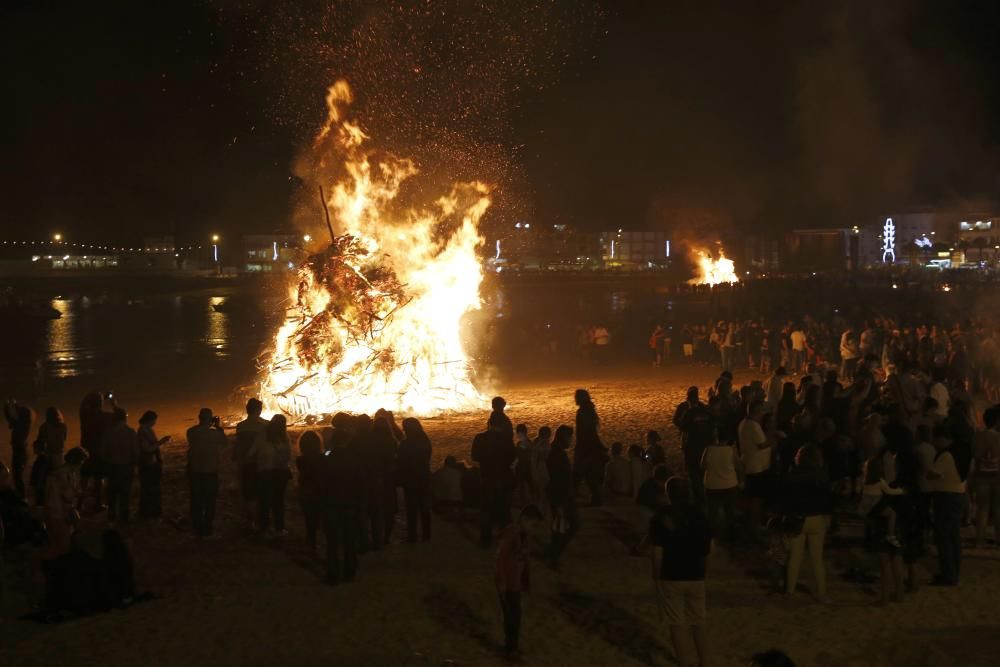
[[3, 356, 998, 665], [653, 316, 1000, 402]]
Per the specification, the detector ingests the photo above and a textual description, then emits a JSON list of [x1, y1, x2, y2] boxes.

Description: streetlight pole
[[211, 234, 220, 275]]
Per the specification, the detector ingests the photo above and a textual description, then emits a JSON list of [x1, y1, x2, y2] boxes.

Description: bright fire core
[[258, 81, 490, 419], [689, 249, 739, 286]]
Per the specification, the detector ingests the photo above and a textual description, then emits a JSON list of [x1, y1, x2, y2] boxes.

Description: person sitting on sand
[[637, 464, 671, 513], [649, 476, 712, 667], [431, 456, 465, 509], [604, 442, 632, 497]]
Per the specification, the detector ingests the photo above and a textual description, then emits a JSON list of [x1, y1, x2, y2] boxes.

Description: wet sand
[[3, 364, 1000, 666]]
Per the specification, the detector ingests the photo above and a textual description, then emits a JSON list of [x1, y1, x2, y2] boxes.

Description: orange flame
[[688, 248, 739, 286], [259, 80, 490, 418]]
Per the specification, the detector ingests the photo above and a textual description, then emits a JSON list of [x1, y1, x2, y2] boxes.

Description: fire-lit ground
[[3, 364, 1000, 666]]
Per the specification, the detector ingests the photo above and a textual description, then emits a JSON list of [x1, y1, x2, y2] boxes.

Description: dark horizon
[[3, 1, 1000, 245]]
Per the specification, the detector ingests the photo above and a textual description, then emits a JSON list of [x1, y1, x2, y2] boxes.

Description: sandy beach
[[3, 364, 1000, 667]]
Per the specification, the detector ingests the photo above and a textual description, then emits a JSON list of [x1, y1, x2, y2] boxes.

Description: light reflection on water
[[207, 296, 229, 358], [46, 298, 93, 378]]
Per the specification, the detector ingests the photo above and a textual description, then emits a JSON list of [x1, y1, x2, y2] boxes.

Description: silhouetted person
[[673, 387, 714, 506], [363, 416, 398, 549], [4, 399, 32, 498], [488, 396, 514, 442], [235, 398, 268, 529], [186, 408, 226, 538], [137, 410, 168, 519], [573, 389, 606, 506], [649, 477, 712, 667], [347, 414, 376, 552], [79, 392, 114, 507], [472, 417, 516, 548], [637, 464, 671, 513], [322, 427, 362, 584], [398, 417, 432, 542], [547, 425, 579, 568], [102, 408, 137, 523], [495, 504, 543, 659], [251, 414, 292, 536], [36, 407, 67, 462], [297, 431, 325, 551]]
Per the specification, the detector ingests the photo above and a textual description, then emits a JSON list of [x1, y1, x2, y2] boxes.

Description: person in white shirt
[[738, 401, 770, 539], [928, 369, 950, 419], [765, 368, 788, 408], [701, 437, 743, 545], [926, 426, 971, 586]]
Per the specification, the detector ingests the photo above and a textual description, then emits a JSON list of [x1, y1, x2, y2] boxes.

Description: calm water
[[0, 278, 688, 414], [0, 290, 277, 408]]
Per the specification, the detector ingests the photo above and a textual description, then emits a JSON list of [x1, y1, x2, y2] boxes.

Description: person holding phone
[[137, 410, 169, 519]]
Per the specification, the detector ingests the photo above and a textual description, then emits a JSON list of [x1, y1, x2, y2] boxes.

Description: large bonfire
[[688, 248, 739, 286], [258, 81, 490, 419]]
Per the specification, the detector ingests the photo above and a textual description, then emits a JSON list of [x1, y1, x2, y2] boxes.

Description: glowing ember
[[688, 248, 739, 286], [258, 80, 490, 418]]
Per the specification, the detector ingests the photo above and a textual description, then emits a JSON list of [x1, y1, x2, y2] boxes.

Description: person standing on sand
[[546, 425, 578, 568], [573, 389, 606, 506], [4, 399, 32, 498], [250, 414, 292, 537], [102, 408, 138, 524], [649, 477, 712, 667], [137, 410, 168, 519], [495, 504, 543, 660], [472, 417, 516, 549], [673, 387, 713, 507], [235, 399, 268, 530], [322, 428, 362, 584], [779, 445, 833, 603], [186, 408, 226, 539], [296, 431, 325, 552], [397, 417, 432, 543]]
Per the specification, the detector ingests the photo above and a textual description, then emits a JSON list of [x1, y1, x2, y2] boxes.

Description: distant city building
[[599, 230, 671, 268], [241, 233, 303, 272]]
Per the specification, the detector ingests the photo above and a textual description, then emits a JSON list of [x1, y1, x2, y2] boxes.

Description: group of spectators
[[656, 317, 999, 404], [4, 362, 998, 665]]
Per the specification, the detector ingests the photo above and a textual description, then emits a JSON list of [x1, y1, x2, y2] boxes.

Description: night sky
[[3, 1, 1000, 244]]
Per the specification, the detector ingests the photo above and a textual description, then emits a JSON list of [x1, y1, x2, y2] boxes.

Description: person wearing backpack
[[971, 406, 1000, 548]]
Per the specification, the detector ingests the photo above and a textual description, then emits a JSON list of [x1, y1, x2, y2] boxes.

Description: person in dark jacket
[[4, 399, 32, 498], [673, 387, 714, 507], [296, 431, 325, 551], [472, 419, 516, 548], [573, 389, 606, 506], [649, 476, 712, 667], [136, 410, 168, 519], [398, 417, 432, 542], [369, 416, 399, 547], [102, 409, 137, 524], [488, 396, 514, 443], [347, 415, 376, 552], [322, 430, 362, 584], [779, 444, 833, 602], [546, 425, 578, 568]]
